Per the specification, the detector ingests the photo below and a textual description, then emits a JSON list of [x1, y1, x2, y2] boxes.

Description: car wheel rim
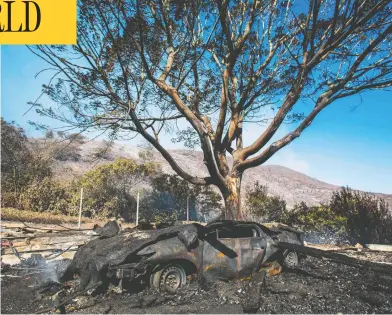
[[284, 251, 298, 268], [160, 266, 184, 292]]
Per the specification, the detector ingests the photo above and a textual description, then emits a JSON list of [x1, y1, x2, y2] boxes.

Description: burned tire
[[282, 251, 299, 268], [150, 264, 186, 293]]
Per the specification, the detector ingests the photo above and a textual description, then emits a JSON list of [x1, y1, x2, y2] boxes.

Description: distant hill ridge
[[45, 139, 392, 209]]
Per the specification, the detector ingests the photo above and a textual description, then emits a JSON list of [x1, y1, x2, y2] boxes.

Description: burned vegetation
[[1, 220, 392, 314]]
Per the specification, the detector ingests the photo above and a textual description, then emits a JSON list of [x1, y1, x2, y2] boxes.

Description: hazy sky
[[1, 45, 392, 194]]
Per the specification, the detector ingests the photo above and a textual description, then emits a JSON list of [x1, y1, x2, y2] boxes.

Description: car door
[[202, 225, 266, 280], [202, 229, 232, 281]]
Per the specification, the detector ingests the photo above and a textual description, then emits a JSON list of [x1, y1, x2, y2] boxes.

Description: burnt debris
[[71, 223, 203, 290], [2, 220, 392, 314], [93, 221, 121, 238]]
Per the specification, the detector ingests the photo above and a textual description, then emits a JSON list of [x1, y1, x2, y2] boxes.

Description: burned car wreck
[[69, 220, 304, 293]]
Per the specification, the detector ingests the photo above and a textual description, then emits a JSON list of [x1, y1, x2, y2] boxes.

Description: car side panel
[[201, 237, 266, 280], [218, 237, 266, 279], [202, 238, 228, 281], [144, 237, 202, 270]]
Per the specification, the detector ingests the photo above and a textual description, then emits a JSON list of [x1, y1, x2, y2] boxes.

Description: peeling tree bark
[[222, 173, 244, 221]]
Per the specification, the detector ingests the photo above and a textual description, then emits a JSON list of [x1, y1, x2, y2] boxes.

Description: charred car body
[[71, 220, 303, 293]]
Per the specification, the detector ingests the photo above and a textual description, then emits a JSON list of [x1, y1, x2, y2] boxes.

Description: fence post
[[136, 192, 140, 226], [187, 195, 190, 222], [78, 188, 84, 229]]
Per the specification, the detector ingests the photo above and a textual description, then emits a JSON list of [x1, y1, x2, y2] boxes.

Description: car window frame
[[215, 224, 261, 239]]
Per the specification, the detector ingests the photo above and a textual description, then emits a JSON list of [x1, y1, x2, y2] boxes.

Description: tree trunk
[[222, 174, 244, 221]]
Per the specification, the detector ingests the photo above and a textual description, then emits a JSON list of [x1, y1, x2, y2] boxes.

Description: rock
[[94, 221, 121, 238], [355, 243, 364, 249]]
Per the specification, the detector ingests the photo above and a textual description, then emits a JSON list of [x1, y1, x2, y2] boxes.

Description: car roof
[[206, 220, 302, 235], [205, 220, 272, 234], [206, 220, 257, 228]]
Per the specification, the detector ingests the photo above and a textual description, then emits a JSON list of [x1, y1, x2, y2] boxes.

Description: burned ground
[[2, 254, 392, 314]]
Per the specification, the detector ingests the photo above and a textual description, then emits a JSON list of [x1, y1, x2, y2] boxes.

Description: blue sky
[[1, 45, 392, 194]]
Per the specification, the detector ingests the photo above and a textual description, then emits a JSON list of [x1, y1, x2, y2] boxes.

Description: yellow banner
[[0, 0, 76, 44]]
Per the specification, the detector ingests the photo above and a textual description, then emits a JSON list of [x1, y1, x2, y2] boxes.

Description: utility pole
[[78, 188, 84, 229]]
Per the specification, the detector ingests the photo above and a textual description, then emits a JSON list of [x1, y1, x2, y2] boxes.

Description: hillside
[[47, 139, 392, 209]]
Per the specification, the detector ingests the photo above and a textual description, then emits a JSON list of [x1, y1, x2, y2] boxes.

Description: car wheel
[[283, 251, 299, 268], [150, 264, 187, 293]]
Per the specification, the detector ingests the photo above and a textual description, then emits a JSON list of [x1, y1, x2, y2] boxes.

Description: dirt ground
[[2, 254, 392, 314]]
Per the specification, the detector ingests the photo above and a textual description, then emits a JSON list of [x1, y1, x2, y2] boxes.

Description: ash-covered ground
[[2, 254, 392, 314]]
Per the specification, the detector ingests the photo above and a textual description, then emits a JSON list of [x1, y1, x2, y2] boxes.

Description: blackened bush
[[330, 187, 392, 244], [284, 187, 392, 245]]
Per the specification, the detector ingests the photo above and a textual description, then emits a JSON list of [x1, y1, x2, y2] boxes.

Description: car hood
[[71, 223, 204, 289]]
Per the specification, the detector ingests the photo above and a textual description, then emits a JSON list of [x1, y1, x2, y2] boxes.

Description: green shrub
[[245, 182, 287, 222], [1, 192, 21, 209], [153, 211, 179, 224], [76, 158, 159, 220], [21, 178, 75, 214], [1, 118, 52, 198], [284, 202, 348, 243], [146, 174, 223, 222]]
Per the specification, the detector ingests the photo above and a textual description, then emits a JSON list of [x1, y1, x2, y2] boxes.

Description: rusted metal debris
[[36, 281, 102, 314]]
